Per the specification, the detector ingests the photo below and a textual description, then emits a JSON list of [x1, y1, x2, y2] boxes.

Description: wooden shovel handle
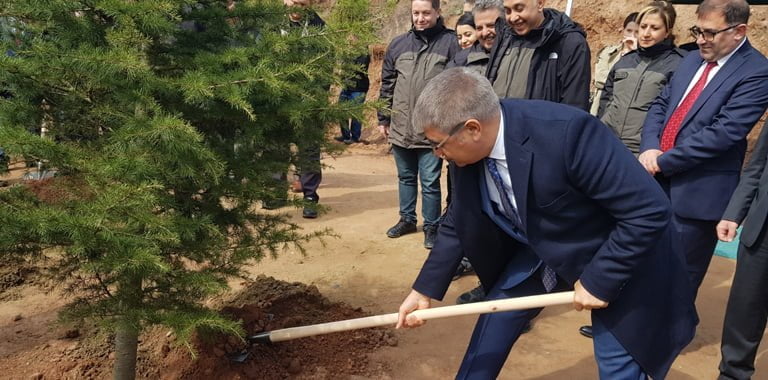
[[264, 291, 574, 343]]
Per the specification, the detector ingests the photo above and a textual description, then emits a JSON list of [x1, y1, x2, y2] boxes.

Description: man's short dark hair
[[696, 0, 750, 25], [413, 0, 441, 10]]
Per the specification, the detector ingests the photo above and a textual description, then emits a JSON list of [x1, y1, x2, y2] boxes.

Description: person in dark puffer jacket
[[378, 0, 459, 249], [485, 1, 591, 110], [599, 1, 686, 155]]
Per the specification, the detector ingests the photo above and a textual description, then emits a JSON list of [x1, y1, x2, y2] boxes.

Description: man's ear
[[464, 119, 484, 141], [734, 24, 747, 40]]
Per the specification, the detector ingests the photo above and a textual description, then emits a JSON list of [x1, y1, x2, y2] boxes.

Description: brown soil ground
[[1, 146, 765, 379]]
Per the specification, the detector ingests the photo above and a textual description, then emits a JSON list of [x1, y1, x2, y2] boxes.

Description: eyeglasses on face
[[430, 121, 467, 151], [689, 24, 739, 42]]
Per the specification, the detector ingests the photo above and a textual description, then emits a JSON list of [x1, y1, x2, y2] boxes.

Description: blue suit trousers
[[456, 262, 647, 379]]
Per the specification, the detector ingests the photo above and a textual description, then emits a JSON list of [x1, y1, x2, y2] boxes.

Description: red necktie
[[659, 61, 718, 151]]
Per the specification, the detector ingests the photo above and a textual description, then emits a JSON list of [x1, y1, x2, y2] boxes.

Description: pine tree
[[0, 1, 376, 379]]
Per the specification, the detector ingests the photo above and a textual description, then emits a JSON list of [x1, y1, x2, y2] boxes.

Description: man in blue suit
[[638, 0, 768, 299], [397, 67, 697, 379]]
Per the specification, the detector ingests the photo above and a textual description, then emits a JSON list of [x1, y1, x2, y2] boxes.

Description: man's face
[[474, 8, 501, 51], [425, 122, 491, 167], [412, 0, 440, 31], [503, 0, 545, 36], [695, 11, 746, 62]]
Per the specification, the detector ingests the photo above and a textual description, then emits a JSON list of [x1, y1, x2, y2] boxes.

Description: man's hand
[[638, 149, 663, 175], [378, 124, 389, 139], [396, 289, 431, 329], [716, 220, 739, 242], [573, 280, 609, 311]]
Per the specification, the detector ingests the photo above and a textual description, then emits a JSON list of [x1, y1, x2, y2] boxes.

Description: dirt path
[[0, 147, 763, 379]]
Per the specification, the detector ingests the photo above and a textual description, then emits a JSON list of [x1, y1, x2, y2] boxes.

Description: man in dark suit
[[638, 0, 768, 299], [716, 119, 768, 379], [397, 67, 697, 379]]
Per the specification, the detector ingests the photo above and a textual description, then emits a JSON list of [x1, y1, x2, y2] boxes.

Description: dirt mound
[[168, 275, 395, 379], [0, 275, 394, 379]]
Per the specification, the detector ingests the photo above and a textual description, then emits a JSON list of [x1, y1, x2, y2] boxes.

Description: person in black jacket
[[485, 0, 591, 110], [377, 0, 459, 249]]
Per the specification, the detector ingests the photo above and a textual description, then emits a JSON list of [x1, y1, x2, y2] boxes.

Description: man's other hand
[[396, 289, 431, 329], [638, 149, 663, 175], [717, 220, 739, 242], [573, 280, 609, 311], [378, 124, 390, 138]]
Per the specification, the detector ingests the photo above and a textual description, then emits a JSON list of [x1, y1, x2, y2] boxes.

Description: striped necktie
[[486, 158, 557, 292]]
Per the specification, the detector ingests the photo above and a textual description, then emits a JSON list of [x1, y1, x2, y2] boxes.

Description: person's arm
[[377, 41, 398, 133], [411, 202, 465, 300], [597, 65, 617, 119], [658, 67, 768, 176], [558, 33, 591, 111], [717, 119, 768, 242], [566, 113, 672, 303]]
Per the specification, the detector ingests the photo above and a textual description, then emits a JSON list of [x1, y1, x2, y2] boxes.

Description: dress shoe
[[386, 218, 417, 238], [423, 224, 438, 249], [262, 198, 287, 210], [452, 257, 474, 281], [302, 197, 318, 219], [456, 284, 486, 304], [579, 325, 593, 339]]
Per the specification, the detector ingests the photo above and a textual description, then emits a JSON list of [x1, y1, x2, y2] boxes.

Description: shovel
[[229, 291, 574, 362]]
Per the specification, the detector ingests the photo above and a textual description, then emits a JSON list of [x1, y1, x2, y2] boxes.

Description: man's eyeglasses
[[689, 24, 739, 42], [430, 121, 466, 151]]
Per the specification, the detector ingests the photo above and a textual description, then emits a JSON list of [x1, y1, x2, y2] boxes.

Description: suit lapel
[[500, 102, 532, 233], [680, 42, 751, 127]]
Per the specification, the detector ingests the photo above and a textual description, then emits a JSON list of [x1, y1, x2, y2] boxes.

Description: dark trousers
[[671, 214, 719, 299], [456, 262, 647, 379], [719, 225, 768, 380], [297, 143, 322, 201]]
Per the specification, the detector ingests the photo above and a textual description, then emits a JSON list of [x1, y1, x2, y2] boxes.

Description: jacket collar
[[674, 39, 753, 128]]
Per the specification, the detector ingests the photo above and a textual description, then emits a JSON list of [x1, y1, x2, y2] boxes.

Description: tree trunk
[[113, 275, 142, 380], [113, 324, 139, 380]]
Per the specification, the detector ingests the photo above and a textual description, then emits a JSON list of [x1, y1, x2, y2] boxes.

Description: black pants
[[719, 224, 768, 380]]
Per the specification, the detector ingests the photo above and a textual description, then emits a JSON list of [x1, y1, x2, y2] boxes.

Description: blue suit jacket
[[413, 99, 697, 379], [640, 40, 768, 221]]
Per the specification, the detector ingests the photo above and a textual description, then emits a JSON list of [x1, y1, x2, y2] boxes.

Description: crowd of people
[[368, 0, 768, 378]]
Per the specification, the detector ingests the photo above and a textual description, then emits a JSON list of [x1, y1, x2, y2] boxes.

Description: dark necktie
[[486, 158, 557, 292], [659, 61, 718, 151]]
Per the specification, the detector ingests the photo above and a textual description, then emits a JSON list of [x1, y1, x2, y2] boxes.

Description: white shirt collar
[[489, 107, 506, 161]]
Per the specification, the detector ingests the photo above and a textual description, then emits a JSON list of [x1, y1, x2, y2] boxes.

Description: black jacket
[[447, 42, 490, 76], [378, 20, 460, 148], [486, 9, 591, 110]]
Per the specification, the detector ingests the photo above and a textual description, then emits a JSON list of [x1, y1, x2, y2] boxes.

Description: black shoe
[[302, 197, 318, 219], [334, 136, 346, 142], [456, 284, 486, 304], [452, 257, 474, 281], [262, 198, 287, 210], [579, 325, 593, 339], [423, 225, 438, 249], [386, 218, 417, 238]]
